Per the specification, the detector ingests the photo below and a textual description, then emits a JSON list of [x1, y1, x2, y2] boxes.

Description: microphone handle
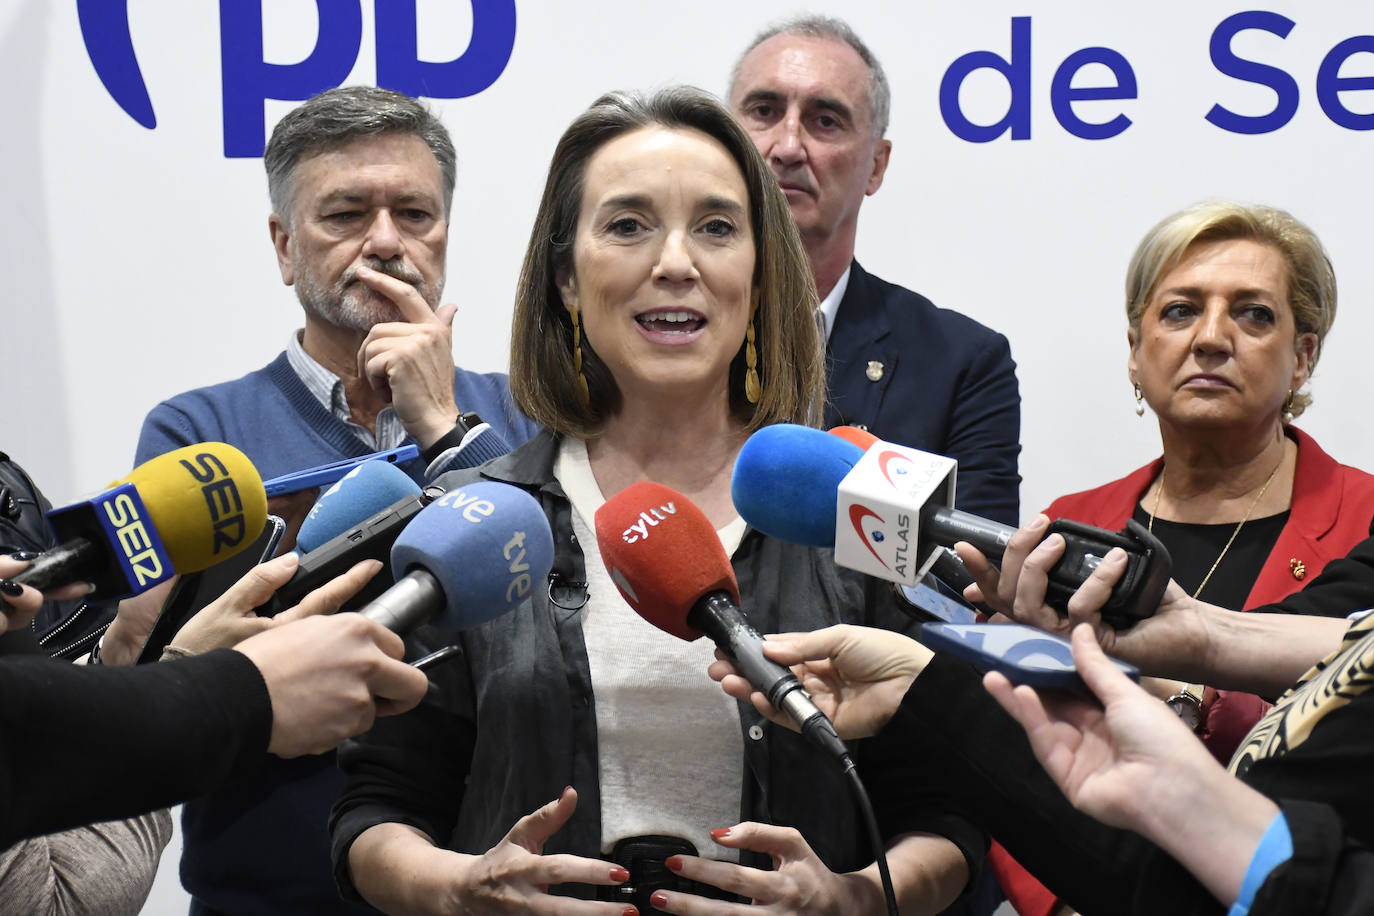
[[12, 539, 98, 592], [922, 506, 1014, 560], [921, 509, 1174, 629], [689, 592, 796, 706], [360, 568, 443, 634], [688, 592, 850, 762]]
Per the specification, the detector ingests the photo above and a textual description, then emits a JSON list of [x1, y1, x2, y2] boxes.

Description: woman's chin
[[1158, 407, 1280, 434]]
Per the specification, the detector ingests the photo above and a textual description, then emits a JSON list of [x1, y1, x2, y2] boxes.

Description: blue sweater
[[135, 351, 539, 915], [136, 351, 540, 481]]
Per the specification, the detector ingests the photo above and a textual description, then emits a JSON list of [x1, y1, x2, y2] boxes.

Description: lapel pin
[[865, 360, 884, 382]]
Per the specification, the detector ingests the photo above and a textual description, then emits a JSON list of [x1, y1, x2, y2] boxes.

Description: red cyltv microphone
[[593, 481, 850, 763]]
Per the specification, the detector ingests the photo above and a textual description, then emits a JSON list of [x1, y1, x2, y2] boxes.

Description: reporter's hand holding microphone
[[2, 442, 431, 756]]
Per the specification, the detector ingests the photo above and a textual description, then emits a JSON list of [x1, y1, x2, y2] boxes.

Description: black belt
[[595, 835, 747, 909]]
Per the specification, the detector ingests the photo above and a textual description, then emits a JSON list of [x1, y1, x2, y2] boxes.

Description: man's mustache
[[343, 258, 425, 288]]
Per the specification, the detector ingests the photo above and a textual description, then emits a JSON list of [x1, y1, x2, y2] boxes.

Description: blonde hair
[[1125, 201, 1336, 419]]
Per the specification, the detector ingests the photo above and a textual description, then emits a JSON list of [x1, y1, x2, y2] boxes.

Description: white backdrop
[[3, 1, 1372, 518], [1, 1, 1373, 912]]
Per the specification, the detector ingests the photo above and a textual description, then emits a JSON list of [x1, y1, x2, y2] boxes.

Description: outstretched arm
[[0, 556, 90, 635], [956, 515, 1350, 695], [985, 624, 1279, 907], [707, 624, 933, 740]]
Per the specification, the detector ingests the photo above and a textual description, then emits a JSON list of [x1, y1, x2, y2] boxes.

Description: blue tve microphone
[[360, 481, 554, 634], [297, 460, 422, 554]]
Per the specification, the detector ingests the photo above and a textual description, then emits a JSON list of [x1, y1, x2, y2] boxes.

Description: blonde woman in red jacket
[[994, 200, 1374, 916]]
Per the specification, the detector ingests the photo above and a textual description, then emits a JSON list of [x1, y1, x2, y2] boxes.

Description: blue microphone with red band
[[732, 424, 1170, 629]]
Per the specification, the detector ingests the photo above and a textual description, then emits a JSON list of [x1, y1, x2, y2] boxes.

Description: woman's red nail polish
[[623, 908, 638, 916], [650, 891, 669, 908], [664, 855, 682, 872], [610, 866, 630, 882], [709, 827, 731, 839]]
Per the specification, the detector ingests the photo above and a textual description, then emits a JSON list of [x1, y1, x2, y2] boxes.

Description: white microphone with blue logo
[[731, 425, 1171, 629], [732, 425, 988, 587], [830, 436, 962, 586], [297, 459, 424, 555]]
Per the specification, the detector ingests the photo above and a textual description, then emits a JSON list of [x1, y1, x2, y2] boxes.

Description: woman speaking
[[330, 87, 977, 915]]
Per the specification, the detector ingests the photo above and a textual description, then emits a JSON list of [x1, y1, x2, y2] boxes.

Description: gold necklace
[[1148, 455, 1284, 600]]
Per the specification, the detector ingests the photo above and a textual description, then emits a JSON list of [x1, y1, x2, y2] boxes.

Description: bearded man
[[132, 85, 537, 915]]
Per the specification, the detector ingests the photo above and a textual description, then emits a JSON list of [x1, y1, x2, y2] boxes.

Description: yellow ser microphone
[[15, 443, 267, 599]]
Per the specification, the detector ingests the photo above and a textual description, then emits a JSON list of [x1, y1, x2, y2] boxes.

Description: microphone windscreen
[[391, 480, 553, 630], [829, 425, 878, 451], [121, 443, 268, 573], [594, 481, 738, 642], [297, 460, 421, 554], [732, 424, 863, 547]]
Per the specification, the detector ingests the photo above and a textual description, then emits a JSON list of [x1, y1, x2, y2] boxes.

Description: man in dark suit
[[729, 15, 1021, 526]]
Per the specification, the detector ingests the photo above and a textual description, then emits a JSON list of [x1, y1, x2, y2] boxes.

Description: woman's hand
[[0, 556, 44, 634], [169, 553, 382, 655], [955, 515, 1208, 677], [0, 556, 92, 635], [707, 624, 932, 739], [984, 623, 1279, 905], [351, 788, 633, 915], [649, 823, 881, 915], [983, 624, 1215, 831], [452, 788, 633, 913], [101, 578, 177, 664]]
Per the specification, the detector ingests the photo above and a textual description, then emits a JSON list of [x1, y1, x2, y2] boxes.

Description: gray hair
[[729, 14, 891, 138], [263, 86, 457, 225]]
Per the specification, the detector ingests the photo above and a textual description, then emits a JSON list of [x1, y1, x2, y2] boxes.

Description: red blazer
[[1043, 427, 1374, 608], [991, 427, 1374, 916]]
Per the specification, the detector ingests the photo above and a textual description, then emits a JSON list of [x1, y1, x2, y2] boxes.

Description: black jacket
[[331, 431, 986, 900], [0, 451, 113, 659], [897, 595, 1374, 915], [825, 262, 1022, 527], [0, 650, 271, 848]]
